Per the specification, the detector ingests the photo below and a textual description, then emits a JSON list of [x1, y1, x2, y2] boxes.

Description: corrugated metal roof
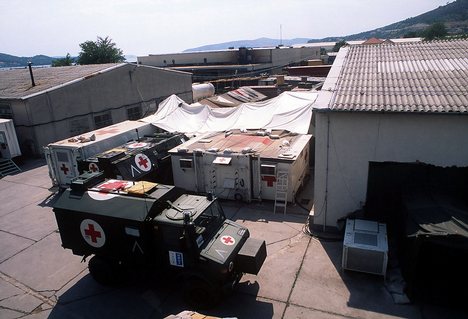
[[0, 63, 123, 99], [170, 130, 311, 161], [325, 39, 468, 113]]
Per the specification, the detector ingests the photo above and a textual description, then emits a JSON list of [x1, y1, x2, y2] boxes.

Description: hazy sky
[[0, 0, 451, 57]]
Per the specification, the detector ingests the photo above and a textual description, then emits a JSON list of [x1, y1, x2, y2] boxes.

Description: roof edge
[[20, 63, 127, 100]]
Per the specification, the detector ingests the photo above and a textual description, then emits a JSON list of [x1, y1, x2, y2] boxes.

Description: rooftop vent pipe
[[28, 62, 36, 87]]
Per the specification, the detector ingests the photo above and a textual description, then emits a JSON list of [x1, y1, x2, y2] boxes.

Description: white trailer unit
[[44, 120, 156, 188], [169, 130, 311, 203], [0, 119, 21, 159]]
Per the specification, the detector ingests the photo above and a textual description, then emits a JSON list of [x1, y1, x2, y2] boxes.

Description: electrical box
[[342, 219, 388, 276]]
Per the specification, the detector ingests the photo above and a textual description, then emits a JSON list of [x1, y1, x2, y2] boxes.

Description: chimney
[[28, 62, 36, 87]]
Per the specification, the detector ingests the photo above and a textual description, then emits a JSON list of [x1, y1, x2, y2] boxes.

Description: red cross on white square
[[261, 175, 276, 187], [60, 163, 69, 175]]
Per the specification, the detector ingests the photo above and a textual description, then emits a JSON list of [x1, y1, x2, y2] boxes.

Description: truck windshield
[[194, 201, 225, 239]]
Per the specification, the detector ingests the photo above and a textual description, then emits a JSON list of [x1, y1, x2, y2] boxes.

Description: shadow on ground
[[48, 271, 273, 319]]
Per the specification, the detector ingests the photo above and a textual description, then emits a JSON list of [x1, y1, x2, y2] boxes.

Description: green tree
[[333, 40, 347, 52], [52, 53, 74, 67], [423, 22, 448, 41], [77, 36, 125, 65]]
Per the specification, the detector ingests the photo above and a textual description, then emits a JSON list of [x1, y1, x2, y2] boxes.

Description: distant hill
[[184, 37, 310, 52], [308, 0, 468, 43], [0, 53, 55, 68], [0, 53, 137, 68]]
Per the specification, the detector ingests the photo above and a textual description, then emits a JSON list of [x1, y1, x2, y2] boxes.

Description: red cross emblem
[[80, 219, 106, 248], [135, 153, 151, 172], [262, 175, 276, 187], [220, 235, 235, 246], [84, 224, 101, 243], [95, 127, 120, 135], [89, 163, 99, 172], [60, 163, 69, 175]]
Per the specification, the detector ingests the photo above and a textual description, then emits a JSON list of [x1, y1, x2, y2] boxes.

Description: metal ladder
[[274, 171, 289, 214], [0, 158, 21, 177]]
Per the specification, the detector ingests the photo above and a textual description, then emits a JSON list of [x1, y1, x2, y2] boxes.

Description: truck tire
[[183, 278, 220, 309], [88, 256, 122, 286]]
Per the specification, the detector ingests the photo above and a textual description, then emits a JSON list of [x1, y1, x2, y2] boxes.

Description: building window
[[127, 105, 142, 120], [94, 112, 112, 129], [70, 117, 90, 136], [0, 103, 13, 119]]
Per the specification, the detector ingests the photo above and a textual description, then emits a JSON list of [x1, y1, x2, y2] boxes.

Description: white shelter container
[[0, 119, 21, 159], [169, 130, 311, 202], [44, 120, 156, 188]]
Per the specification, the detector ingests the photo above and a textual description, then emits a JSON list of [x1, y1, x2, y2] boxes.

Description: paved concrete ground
[[0, 160, 464, 319]]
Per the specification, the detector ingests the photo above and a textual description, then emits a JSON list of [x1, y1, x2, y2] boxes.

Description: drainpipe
[[28, 62, 36, 87]]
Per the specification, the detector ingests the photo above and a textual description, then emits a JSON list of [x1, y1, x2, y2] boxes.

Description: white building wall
[[313, 111, 468, 229], [138, 51, 238, 67]]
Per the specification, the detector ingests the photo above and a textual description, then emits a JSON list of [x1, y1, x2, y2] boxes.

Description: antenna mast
[[280, 24, 283, 46]]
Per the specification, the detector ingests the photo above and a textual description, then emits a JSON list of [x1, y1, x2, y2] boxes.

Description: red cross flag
[[135, 153, 151, 172], [80, 219, 106, 248], [220, 235, 235, 246]]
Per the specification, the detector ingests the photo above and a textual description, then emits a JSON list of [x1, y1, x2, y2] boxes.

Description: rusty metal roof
[[0, 63, 123, 99], [170, 130, 311, 161], [318, 39, 468, 113]]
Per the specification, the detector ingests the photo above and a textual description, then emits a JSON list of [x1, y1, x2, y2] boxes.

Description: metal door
[[53, 148, 77, 187]]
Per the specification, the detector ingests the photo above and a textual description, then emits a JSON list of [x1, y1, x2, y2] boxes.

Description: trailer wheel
[[88, 256, 121, 285], [183, 278, 220, 309]]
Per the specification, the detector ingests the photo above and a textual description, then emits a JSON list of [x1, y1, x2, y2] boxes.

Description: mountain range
[[185, 0, 468, 51], [1, 0, 467, 67]]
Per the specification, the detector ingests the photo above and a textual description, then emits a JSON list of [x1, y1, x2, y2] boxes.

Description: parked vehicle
[[53, 172, 267, 308]]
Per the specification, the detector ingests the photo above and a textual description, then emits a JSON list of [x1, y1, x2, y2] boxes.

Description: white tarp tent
[[141, 91, 318, 134]]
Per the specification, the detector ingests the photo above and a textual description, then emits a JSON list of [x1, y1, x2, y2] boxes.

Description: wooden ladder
[[274, 171, 289, 214]]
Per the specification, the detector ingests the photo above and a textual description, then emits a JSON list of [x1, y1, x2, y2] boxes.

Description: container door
[[53, 148, 77, 187], [0, 131, 11, 159]]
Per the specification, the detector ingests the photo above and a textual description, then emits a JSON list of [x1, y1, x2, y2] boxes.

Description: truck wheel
[[183, 278, 220, 309], [88, 256, 121, 285]]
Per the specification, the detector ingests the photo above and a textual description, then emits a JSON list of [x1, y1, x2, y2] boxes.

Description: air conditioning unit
[[342, 219, 388, 276]]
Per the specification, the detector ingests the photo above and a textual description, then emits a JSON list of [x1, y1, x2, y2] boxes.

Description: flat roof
[[170, 130, 311, 161]]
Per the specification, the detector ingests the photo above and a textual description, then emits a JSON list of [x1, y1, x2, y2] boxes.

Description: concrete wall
[[313, 111, 468, 229], [138, 51, 238, 66], [270, 47, 320, 67], [138, 47, 321, 68], [10, 64, 192, 156]]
